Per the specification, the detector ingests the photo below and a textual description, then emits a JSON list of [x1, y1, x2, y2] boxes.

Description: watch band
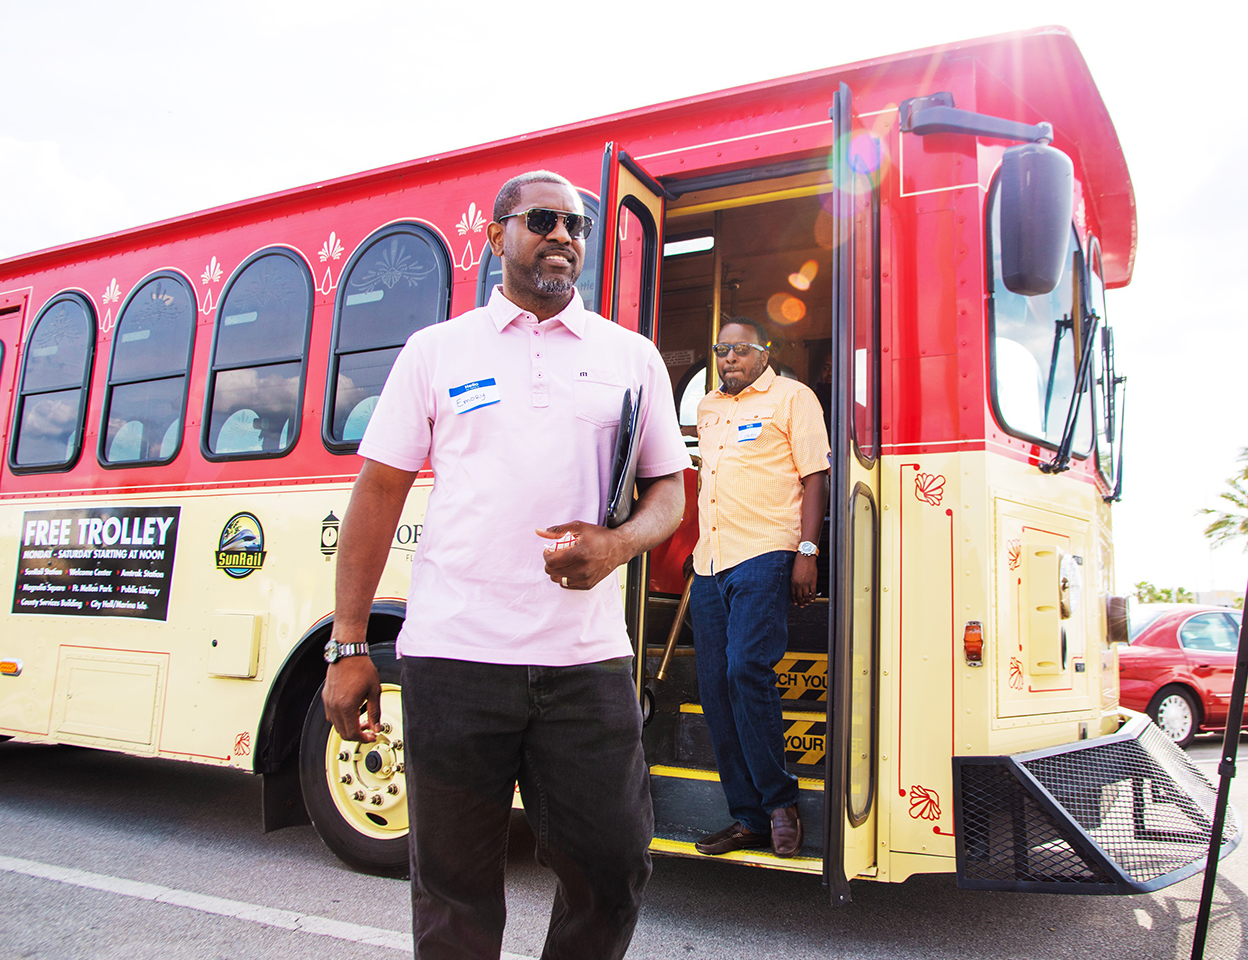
[[324, 639, 370, 663]]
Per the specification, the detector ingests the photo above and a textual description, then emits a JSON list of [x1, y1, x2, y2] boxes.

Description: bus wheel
[[1148, 686, 1199, 748], [299, 647, 409, 876]]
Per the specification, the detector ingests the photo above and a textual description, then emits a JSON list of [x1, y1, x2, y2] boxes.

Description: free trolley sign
[[12, 506, 180, 621]]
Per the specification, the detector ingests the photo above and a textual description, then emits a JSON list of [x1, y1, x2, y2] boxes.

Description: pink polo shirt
[[358, 287, 690, 666]]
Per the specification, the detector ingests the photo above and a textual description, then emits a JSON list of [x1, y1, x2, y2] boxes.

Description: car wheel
[[1147, 686, 1199, 748], [299, 644, 409, 875]]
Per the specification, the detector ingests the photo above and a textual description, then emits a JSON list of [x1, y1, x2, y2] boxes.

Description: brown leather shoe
[[695, 821, 770, 855], [770, 804, 803, 857]]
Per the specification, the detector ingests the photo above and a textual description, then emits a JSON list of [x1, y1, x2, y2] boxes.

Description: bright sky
[[3, 1, 1245, 597]]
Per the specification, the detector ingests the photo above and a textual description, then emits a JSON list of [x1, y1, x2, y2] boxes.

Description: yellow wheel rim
[[323, 682, 408, 841]]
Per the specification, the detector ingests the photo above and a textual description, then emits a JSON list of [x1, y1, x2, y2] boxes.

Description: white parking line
[[0, 854, 536, 959]]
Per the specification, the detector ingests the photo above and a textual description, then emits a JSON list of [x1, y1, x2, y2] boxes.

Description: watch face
[[324, 639, 339, 662]]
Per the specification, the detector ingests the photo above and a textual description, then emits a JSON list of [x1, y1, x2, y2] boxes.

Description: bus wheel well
[[256, 607, 404, 833]]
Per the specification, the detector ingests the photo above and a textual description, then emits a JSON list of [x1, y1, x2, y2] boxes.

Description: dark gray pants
[[399, 656, 653, 960]]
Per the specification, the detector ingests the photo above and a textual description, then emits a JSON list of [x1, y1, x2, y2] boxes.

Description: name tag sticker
[[737, 422, 763, 442], [450, 378, 501, 414]]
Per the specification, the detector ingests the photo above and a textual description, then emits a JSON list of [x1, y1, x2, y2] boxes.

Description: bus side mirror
[[998, 142, 1074, 296]]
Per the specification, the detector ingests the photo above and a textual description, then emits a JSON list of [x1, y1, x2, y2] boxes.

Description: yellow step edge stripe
[[679, 703, 825, 722], [649, 764, 823, 791], [649, 837, 822, 874]]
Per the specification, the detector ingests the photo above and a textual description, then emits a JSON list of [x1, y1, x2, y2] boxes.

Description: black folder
[[604, 386, 643, 528]]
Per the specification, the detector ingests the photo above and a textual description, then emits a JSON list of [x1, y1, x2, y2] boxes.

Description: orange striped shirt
[[693, 367, 831, 575]]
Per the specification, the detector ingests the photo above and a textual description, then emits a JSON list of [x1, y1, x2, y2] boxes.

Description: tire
[[1147, 686, 1200, 748], [299, 643, 409, 876]]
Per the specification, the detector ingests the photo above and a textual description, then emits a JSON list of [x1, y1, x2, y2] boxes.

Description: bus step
[[648, 763, 825, 865], [675, 703, 827, 771]]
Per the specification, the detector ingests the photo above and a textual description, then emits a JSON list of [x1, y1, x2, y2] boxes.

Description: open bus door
[[594, 143, 666, 696], [826, 83, 882, 903]]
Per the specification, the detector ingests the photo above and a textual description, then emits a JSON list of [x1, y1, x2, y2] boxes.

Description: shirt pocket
[[573, 368, 628, 428], [736, 407, 778, 442]]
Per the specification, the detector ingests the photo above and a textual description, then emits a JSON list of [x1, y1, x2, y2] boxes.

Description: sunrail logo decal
[[774, 654, 827, 701], [217, 513, 266, 579]]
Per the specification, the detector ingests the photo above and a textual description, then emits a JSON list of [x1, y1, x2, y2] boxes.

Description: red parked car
[[1118, 604, 1245, 747]]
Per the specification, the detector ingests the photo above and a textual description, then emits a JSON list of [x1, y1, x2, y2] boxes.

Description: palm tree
[[1201, 447, 1248, 549]]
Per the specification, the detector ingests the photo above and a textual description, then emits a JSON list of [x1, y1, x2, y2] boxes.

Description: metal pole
[[1189, 584, 1248, 959]]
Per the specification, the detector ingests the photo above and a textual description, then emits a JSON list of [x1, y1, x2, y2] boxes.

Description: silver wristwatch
[[797, 540, 819, 558], [324, 638, 370, 663]]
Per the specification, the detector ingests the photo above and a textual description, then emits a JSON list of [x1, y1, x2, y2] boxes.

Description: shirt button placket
[[532, 323, 548, 408]]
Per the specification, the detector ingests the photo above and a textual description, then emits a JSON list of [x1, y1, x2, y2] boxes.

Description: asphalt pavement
[[0, 737, 1244, 959]]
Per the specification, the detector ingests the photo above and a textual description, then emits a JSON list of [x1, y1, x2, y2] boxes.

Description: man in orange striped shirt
[[691, 317, 830, 858]]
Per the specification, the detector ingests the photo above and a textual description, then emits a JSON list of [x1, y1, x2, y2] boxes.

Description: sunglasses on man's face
[[712, 341, 769, 358], [498, 208, 594, 240]]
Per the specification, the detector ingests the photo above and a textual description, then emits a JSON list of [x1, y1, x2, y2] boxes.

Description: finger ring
[[561, 577, 569, 588]]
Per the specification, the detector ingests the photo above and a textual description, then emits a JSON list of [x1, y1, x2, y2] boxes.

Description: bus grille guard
[[952, 715, 1241, 894]]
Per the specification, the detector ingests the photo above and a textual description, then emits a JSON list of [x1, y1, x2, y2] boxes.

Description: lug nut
[[380, 722, 392, 734], [352, 790, 366, 801], [370, 794, 383, 805], [393, 740, 403, 751], [387, 784, 399, 795], [340, 774, 353, 784], [395, 762, 404, 774], [338, 750, 351, 762]]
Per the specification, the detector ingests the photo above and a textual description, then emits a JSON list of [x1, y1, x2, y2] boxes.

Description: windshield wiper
[[1040, 310, 1100, 474]]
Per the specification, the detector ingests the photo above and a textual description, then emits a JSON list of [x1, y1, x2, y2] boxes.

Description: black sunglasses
[[712, 341, 769, 358], [498, 207, 594, 240]]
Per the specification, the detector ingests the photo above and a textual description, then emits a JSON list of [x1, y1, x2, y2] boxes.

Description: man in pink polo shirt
[[322, 170, 689, 960]]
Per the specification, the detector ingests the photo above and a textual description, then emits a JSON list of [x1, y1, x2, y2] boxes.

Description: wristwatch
[[324, 638, 370, 664], [797, 541, 819, 558]]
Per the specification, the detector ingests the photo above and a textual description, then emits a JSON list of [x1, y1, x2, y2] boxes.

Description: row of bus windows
[[7, 223, 453, 472]]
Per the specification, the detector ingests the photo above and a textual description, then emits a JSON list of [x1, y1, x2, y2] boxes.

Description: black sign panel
[[12, 506, 181, 620]]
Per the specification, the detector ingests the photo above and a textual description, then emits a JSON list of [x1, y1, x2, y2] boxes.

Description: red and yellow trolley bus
[[0, 26, 1234, 898]]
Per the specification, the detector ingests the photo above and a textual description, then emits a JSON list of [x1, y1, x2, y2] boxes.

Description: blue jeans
[[399, 656, 652, 960], [691, 551, 799, 834]]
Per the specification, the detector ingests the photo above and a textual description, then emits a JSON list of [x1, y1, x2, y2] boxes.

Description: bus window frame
[[97, 270, 197, 469], [8, 290, 97, 475], [200, 247, 314, 463], [611, 194, 659, 340], [1086, 237, 1117, 488], [322, 221, 453, 454], [475, 192, 601, 309], [984, 175, 1093, 459], [850, 150, 881, 469]]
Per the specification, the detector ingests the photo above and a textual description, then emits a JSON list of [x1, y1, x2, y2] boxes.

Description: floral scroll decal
[[1008, 539, 1022, 571], [233, 731, 251, 757], [1010, 657, 1024, 690], [97, 279, 122, 334], [456, 202, 487, 235], [915, 473, 946, 506], [201, 257, 223, 285], [318, 232, 344, 262], [909, 785, 941, 821]]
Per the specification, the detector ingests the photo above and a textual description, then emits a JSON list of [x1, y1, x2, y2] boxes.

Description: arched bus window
[[324, 223, 451, 451], [9, 292, 96, 472], [986, 182, 1092, 455], [203, 249, 313, 460], [476, 193, 600, 307], [100, 272, 196, 466]]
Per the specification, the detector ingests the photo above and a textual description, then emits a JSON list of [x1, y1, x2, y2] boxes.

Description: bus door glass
[[827, 84, 882, 898], [595, 144, 665, 687]]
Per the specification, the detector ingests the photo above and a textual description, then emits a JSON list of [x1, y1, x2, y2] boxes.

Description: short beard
[[534, 273, 576, 296]]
